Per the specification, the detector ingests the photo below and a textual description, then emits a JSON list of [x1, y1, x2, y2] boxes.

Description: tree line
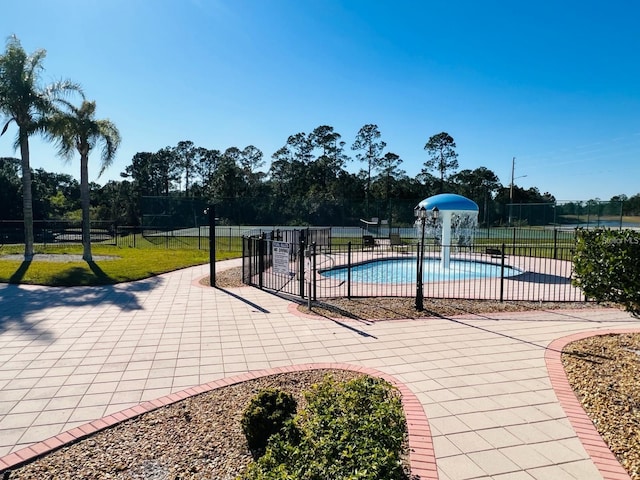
[[7, 122, 638, 230], [3, 37, 640, 255], [1, 122, 562, 229]]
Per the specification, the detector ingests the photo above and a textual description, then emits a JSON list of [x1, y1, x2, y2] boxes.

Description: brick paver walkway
[[1, 259, 639, 479]]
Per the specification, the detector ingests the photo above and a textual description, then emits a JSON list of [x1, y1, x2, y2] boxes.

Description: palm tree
[[0, 35, 82, 259], [48, 100, 120, 261]]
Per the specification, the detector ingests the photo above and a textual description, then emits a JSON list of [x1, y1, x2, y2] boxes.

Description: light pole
[[414, 205, 439, 311], [414, 205, 427, 311]]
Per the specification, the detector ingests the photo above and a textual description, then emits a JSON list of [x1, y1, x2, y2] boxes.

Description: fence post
[[246, 237, 253, 283], [499, 243, 506, 302], [347, 242, 352, 300], [258, 234, 265, 289], [299, 237, 306, 299], [312, 242, 317, 301], [209, 205, 216, 287], [553, 228, 558, 260], [619, 200, 624, 230], [241, 237, 246, 284]]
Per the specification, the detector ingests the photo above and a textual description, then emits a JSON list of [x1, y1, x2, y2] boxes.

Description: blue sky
[[1, 0, 639, 201]]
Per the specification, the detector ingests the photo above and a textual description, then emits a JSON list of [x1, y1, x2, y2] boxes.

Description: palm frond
[[44, 99, 121, 175], [97, 119, 121, 176], [1, 118, 13, 136], [44, 113, 76, 161], [45, 79, 84, 102]]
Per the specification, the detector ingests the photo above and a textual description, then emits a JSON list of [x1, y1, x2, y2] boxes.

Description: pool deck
[[1, 259, 639, 479]]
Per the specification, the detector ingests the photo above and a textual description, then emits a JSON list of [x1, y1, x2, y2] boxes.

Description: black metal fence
[[0, 221, 243, 252], [242, 234, 584, 303], [0, 220, 117, 247]]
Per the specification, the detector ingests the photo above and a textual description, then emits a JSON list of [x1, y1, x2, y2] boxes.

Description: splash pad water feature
[[415, 193, 479, 270], [414, 193, 479, 310]]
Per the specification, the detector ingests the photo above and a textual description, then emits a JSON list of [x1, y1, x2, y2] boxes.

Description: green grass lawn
[[0, 244, 240, 287]]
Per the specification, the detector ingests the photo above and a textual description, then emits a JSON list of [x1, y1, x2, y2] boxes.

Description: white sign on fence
[[272, 241, 291, 275]]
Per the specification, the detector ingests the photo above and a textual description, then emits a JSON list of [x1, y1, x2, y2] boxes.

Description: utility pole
[[508, 157, 526, 227], [510, 157, 515, 204], [509, 157, 515, 226]]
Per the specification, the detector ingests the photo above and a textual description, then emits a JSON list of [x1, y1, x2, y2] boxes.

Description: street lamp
[[414, 205, 427, 311], [414, 205, 438, 311]]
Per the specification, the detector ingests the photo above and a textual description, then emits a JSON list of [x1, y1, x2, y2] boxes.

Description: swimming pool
[[320, 258, 522, 284]]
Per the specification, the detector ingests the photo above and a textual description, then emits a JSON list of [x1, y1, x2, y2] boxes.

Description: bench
[[375, 238, 391, 248], [390, 233, 409, 253], [362, 235, 375, 250], [485, 247, 504, 258]]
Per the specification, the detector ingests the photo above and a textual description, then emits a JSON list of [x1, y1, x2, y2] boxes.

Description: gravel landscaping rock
[[7, 370, 367, 480], [562, 333, 640, 479]]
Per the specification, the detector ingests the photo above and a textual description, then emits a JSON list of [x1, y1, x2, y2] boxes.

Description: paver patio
[[1, 259, 639, 479]]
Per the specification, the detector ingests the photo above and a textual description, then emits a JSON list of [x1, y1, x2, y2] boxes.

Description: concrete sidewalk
[[1, 259, 638, 479]]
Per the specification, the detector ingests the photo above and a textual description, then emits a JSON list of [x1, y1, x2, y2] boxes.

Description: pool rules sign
[[272, 241, 290, 275]]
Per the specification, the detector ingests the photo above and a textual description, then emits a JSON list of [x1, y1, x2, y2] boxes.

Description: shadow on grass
[[48, 261, 115, 286], [9, 260, 31, 284], [88, 260, 113, 283]]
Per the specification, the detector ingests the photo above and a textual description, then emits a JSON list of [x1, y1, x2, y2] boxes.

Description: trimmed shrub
[[572, 228, 640, 316], [242, 375, 408, 480], [241, 388, 297, 455]]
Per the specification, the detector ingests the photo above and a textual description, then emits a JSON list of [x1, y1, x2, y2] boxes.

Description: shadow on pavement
[[0, 277, 161, 343], [215, 287, 270, 313], [511, 271, 571, 285]]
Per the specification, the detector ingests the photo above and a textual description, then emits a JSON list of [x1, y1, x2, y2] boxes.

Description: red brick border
[[546, 329, 639, 480], [0, 363, 438, 479]]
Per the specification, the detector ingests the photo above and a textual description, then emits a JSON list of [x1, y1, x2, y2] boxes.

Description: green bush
[[241, 388, 298, 455], [242, 375, 408, 480], [572, 228, 640, 316]]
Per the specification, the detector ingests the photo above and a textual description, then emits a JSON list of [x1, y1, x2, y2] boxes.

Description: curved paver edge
[[0, 363, 438, 479], [546, 328, 639, 480]]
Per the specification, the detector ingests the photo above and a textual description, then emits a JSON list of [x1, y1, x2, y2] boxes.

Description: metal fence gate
[[242, 233, 585, 303], [242, 234, 312, 299]]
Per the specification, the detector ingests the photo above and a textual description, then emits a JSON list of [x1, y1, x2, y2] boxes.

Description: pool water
[[321, 258, 521, 284]]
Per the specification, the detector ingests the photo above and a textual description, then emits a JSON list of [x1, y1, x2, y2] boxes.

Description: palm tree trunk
[[19, 132, 34, 260], [80, 153, 92, 262]]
